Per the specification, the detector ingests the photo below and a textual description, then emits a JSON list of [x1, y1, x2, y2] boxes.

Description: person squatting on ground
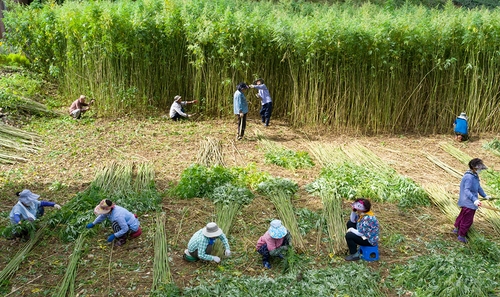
[[344, 198, 380, 261], [256, 219, 291, 269], [233, 82, 249, 140], [453, 112, 469, 142], [169, 95, 197, 121], [9, 189, 61, 225], [249, 78, 273, 127], [69, 95, 95, 119], [453, 158, 490, 243], [8, 190, 61, 239], [184, 222, 231, 263], [86, 199, 142, 246]]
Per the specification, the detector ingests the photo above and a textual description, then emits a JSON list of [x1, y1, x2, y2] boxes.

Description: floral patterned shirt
[[357, 214, 380, 246]]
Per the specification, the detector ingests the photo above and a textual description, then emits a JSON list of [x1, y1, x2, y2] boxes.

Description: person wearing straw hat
[[169, 95, 197, 121], [9, 189, 61, 225], [184, 222, 231, 263], [344, 198, 379, 261], [256, 219, 291, 269], [249, 78, 273, 127], [453, 158, 491, 243], [233, 82, 249, 140], [69, 95, 95, 119], [453, 112, 469, 142], [86, 199, 142, 246]]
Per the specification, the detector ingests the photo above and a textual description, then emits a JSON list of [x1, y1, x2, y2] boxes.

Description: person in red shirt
[[256, 219, 291, 269]]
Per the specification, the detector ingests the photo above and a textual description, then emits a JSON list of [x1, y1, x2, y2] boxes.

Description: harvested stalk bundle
[[320, 189, 345, 255], [270, 190, 305, 251], [196, 137, 225, 167], [425, 154, 463, 179], [307, 143, 347, 167], [0, 226, 46, 284], [92, 161, 134, 194], [483, 139, 500, 158], [152, 212, 172, 291], [0, 123, 41, 164], [342, 143, 391, 176], [133, 162, 155, 192], [0, 152, 28, 164], [54, 231, 87, 297], [440, 143, 470, 165], [257, 177, 304, 250], [210, 183, 254, 255]]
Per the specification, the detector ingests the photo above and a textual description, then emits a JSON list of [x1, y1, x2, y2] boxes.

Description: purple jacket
[[458, 170, 486, 210]]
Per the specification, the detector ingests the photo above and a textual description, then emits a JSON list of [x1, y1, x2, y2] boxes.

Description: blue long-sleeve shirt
[[92, 205, 140, 238], [233, 90, 248, 115], [458, 170, 486, 210], [10, 200, 55, 224]]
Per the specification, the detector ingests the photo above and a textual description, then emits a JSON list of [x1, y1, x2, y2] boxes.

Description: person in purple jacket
[[9, 189, 61, 225], [86, 199, 142, 246], [453, 158, 490, 243], [344, 198, 379, 261]]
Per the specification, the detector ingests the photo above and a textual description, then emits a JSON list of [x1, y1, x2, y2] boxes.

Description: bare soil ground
[[1, 114, 500, 296]]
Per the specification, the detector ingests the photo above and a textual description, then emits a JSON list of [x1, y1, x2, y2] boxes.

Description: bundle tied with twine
[[196, 137, 225, 167]]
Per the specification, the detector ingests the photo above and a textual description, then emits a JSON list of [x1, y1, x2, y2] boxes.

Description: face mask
[[476, 169, 483, 173]]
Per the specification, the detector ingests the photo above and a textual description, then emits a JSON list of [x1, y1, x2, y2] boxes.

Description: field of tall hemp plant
[[4, 0, 500, 133]]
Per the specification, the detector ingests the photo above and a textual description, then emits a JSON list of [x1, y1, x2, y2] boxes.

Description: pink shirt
[[256, 231, 284, 251], [69, 99, 88, 113]]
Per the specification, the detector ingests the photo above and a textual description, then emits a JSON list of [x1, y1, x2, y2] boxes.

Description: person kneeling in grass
[[8, 189, 61, 239], [344, 198, 379, 261], [184, 222, 231, 263], [256, 219, 291, 269], [86, 199, 142, 247]]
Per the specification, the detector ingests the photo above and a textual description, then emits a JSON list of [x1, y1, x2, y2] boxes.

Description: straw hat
[[174, 95, 182, 102], [202, 222, 223, 238], [94, 199, 115, 215], [268, 219, 287, 239]]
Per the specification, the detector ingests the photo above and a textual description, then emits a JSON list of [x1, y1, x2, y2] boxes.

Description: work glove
[[474, 200, 482, 207], [86, 223, 95, 228], [485, 196, 492, 200], [54, 204, 62, 210], [225, 249, 231, 257], [213, 256, 221, 263], [107, 234, 115, 242]]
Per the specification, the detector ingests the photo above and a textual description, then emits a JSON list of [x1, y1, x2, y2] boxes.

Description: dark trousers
[[454, 207, 476, 237], [345, 231, 372, 255], [260, 102, 273, 126], [237, 113, 247, 138], [191, 244, 214, 260]]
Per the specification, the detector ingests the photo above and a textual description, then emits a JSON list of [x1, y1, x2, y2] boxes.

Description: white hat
[[202, 222, 223, 238], [268, 219, 287, 239], [458, 112, 468, 120], [174, 95, 182, 102], [18, 189, 40, 205]]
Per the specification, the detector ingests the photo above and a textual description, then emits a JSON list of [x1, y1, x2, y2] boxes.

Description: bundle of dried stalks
[[196, 137, 225, 167]]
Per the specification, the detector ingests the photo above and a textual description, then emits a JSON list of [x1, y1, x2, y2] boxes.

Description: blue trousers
[[260, 102, 273, 126]]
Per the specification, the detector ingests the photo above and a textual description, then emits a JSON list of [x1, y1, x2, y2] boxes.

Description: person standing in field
[[169, 95, 198, 121], [69, 95, 95, 119], [183, 222, 231, 263], [233, 82, 249, 140], [249, 78, 273, 127], [256, 219, 291, 269], [453, 158, 491, 243], [86, 199, 142, 246], [344, 198, 379, 261], [453, 112, 469, 142]]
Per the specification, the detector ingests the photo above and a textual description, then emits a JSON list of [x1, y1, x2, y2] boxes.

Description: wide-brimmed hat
[[174, 95, 182, 102], [458, 112, 468, 120], [268, 219, 287, 239], [18, 189, 40, 205], [202, 222, 223, 238], [94, 199, 115, 215]]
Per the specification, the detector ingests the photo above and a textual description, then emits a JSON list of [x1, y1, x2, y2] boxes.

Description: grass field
[[1, 107, 500, 295]]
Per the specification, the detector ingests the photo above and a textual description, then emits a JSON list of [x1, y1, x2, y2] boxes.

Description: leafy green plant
[[389, 251, 500, 296], [171, 164, 237, 199], [264, 148, 315, 170], [256, 177, 298, 197]]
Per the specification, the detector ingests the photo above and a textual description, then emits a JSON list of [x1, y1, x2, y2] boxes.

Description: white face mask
[[476, 169, 483, 173]]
